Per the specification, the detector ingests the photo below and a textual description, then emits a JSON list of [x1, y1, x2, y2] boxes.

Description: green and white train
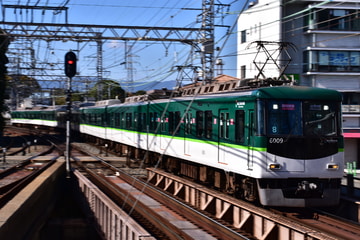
[[11, 86, 344, 207]]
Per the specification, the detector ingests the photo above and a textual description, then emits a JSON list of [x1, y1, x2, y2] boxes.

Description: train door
[[247, 110, 254, 170], [218, 109, 229, 164]]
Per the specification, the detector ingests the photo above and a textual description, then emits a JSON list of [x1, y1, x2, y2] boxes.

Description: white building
[[237, 0, 360, 166]]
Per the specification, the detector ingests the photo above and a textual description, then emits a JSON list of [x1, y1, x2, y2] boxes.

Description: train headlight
[[327, 163, 339, 170], [269, 163, 281, 170]]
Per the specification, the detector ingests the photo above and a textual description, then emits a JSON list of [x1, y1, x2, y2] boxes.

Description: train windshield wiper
[[305, 112, 335, 126]]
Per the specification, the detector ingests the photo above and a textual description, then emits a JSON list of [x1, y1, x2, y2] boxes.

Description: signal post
[[64, 51, 77, 175]]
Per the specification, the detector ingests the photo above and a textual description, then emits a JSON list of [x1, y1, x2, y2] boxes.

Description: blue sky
[[1, 0, 246, 91]]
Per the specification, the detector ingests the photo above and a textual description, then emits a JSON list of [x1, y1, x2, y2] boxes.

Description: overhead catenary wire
[[4, 1, 357, 95]]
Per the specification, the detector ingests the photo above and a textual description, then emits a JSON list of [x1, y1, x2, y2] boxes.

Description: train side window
[[140, 113, 146, 131], [175, 111, 180, 135], [219, 112, 229, 139], [109, 113, 113, 127], [161, 116, 166, 132], [196, 111, 204, 137], [205, 110, 212, 139], [149, 112, 154, 131], [226, 113, 229, 139], [235, 110, 245, 143], [134, 112, 138, 129], [185, 112, 192, 135], [120, 112, 124, 128], [168, 111, 180, 135], [96, 114, 100, 125], [126, 113, 132, 129], [102, 114, 106, 126], [137, 113, 142, 130], [169, 112, 174, 134], [150, 112, 158, 132], [154, 112, 158, 131], [115, 113, 120, 127]]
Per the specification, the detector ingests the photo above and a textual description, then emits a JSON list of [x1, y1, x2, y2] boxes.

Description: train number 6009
[[269, 138, 284, 144]]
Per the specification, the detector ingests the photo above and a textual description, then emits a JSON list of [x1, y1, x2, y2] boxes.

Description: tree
[[88, 79, 126, 102], [0, 29, 10, 133], [52, 88, 83, 105], [7, 74, 41, 101]]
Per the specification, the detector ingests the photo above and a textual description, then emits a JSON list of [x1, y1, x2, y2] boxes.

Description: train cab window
[[303, 102, 338, 136], [205, 110, 212, 139], [267, 101, 302, 136], [235, 110, 245, 143], [196, 111, 204, 137]]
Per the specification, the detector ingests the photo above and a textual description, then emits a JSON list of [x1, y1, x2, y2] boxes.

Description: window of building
[[241, 30, 247, 43], [241, 65, 246, 79], [304, 50, 360, 72], [309, 8, 360, 31]]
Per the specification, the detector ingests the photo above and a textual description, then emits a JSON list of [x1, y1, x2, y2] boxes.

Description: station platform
[[0, 158, 103, 240]]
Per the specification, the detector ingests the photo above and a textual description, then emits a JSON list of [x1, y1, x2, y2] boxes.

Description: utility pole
[[201, 0, 215, 83], [96, 34, 103, 100]]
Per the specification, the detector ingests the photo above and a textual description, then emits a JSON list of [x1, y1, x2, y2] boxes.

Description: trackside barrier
[[73, 170, 155, 240], [147, 168, 342, 240]]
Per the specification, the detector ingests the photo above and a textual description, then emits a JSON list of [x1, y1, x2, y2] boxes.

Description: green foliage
[[7, 74, 41, 99], [88, 79, 126, 102]]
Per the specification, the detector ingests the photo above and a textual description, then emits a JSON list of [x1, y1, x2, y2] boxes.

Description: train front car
[[253, 86, 344, 207]]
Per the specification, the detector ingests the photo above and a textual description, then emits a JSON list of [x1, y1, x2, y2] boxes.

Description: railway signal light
[[64, 51, 77, 77]]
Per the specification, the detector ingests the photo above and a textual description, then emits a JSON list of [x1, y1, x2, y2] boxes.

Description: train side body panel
[[12, 86, 344, 207]]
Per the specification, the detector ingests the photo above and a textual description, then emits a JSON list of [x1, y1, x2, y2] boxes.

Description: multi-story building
[[237, 0, 360, 166]]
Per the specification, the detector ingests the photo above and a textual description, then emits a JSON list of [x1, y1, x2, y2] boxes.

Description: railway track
[[0, 126, 66, 208], [0, 146, 62, 209], [271, 207, 360, 240], [71, 144, 253, 239], [70, 142, 360, 240], [147, 167, 360, 240], [2, 125, 359, 239]]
